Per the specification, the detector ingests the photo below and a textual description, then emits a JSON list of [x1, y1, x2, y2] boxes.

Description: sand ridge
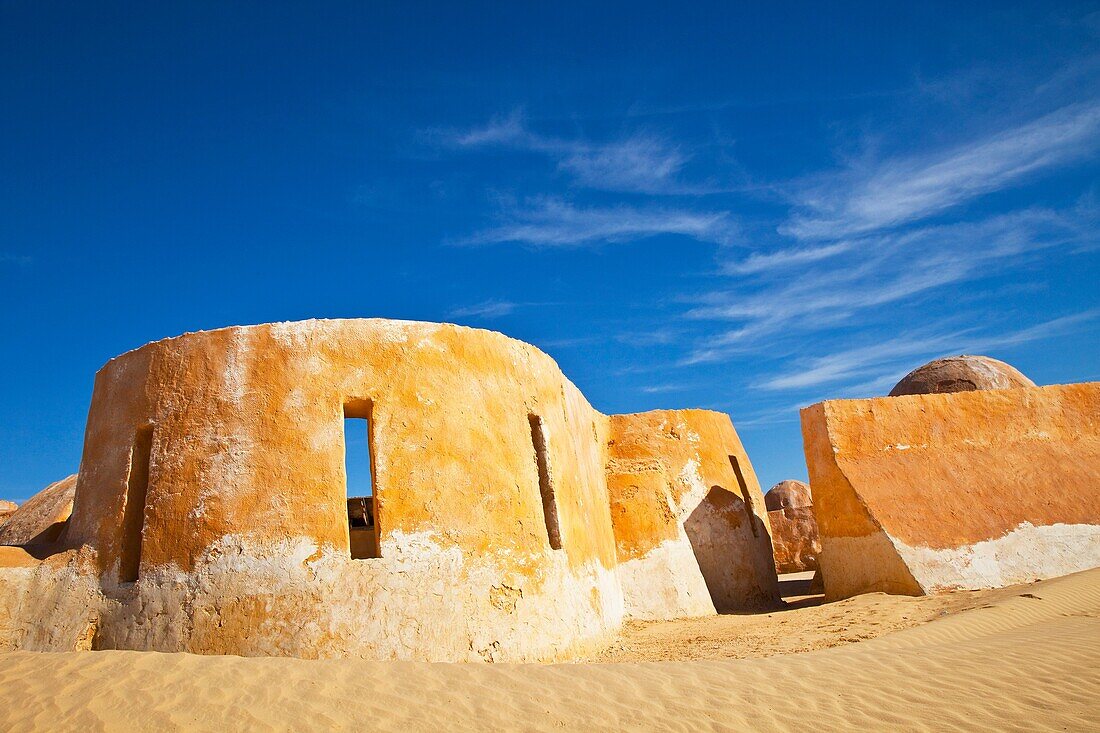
[[0, 568, 1097, 732]]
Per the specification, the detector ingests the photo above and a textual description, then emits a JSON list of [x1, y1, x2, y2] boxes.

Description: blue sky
[[2, 2, 1099, 502]]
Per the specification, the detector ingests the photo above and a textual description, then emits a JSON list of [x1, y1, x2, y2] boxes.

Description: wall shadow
[[685, 485, 775, 613]]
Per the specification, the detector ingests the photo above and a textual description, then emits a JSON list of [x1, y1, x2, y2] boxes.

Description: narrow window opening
[[529, 414, 562, 550], [344, 400, 379, 559], [728, 455, 759, 538], [119, 425, 153, 583]]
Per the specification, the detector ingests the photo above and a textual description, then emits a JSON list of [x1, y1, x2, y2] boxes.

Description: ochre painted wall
[[802, 383, 1100, 599], [607, 409, 778, 618], [67, 321, 619, 576], [0, 320, 777, 660], [19, 320, 626, 661]]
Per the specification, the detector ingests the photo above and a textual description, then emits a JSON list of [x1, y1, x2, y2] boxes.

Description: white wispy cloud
[[460, 197, 734, 248], [451, 111, 528, 146], [721, 241, 853, 275], [436, 65, 1100, 399], [705, 310, 1097, 430], [615, 327, 681, 347], [758, 309, 1098, 391], [449, 300, 519, 319], [557, 136, 689, 193], [639, 383, 695, 394], [685, 206, 1092, 363], [758, 330, 977, 391], [535, 335, 603, 349], [443, 111, 695, 194], [782, 100, 1100, 240]]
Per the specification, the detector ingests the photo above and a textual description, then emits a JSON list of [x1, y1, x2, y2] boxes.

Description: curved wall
[[606, 409, 779, 619], [56, 319, 622, 660]]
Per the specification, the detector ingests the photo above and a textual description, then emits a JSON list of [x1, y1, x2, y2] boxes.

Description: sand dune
[[1, 568, 1098, 732]]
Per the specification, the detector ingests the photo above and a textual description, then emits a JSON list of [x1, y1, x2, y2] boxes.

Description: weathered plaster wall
[[0, 475, 76, 547], [3, 320, 625, 661], [0, 548, 102, 653], [606, 409, 779, 619], [801, 383, 1100, 600]]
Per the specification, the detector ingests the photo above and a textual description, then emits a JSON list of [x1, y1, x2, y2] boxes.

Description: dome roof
[[765, 479, 812, 511], [889, 355, 1035, 397]]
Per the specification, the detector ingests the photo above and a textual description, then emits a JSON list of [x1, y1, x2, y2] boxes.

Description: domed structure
[[889, 355, 1035, 397], [764, 480, 819, 573], [764, 479, 812, 511]]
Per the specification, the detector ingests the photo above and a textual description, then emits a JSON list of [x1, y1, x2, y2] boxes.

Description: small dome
[[889, 355, 1035, 397], [765, 479, 812, 511]]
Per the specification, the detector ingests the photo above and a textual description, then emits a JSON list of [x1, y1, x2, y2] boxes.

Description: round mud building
[[62, 319, 624, 661]]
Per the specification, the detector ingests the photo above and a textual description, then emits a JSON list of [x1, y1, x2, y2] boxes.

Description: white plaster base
[[0, 552, 102, 652], [898, 522, 1100, 593], [0, 531, 626, 663], [821, 522, 1100, 600], [616, 538, 716, 621]]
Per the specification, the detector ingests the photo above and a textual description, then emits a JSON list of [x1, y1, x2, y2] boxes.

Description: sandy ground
[[0, 568, 1097, 732], [586, 570, 1011, 661]]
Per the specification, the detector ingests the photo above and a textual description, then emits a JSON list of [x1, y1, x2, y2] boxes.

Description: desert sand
[[586, 570, 1006, 662], [1, 567, 1097, 732]]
